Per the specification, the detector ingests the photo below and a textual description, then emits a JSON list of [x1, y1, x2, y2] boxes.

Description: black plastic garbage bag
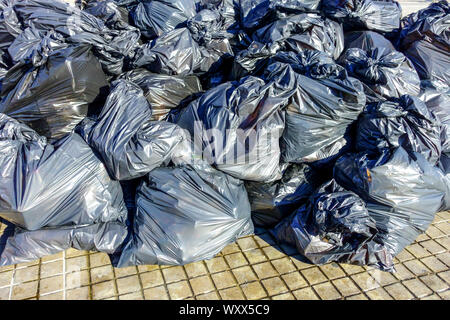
[[334, 147, 449, 256], [0, 0, 21, 51], [341, 47, 420, 99], [398, 1, 450, 88], [0, 113, 127, 231], [265, 50, 366, 164], [239, 0, 321, 31], [0, 44, 108, 141], [0, 221, 128, 266], [272, 180, 394, 271], [7, 26, 67, 65], [83, 0, 132, 30], [0, 48, 10, 79], [321, 0, 402, 33], [119, 68, 202, 121], [230, 41, 277, 79], [115, 163, 253, 266], [132, 28, 203, 75], [252, 13, 344, 60], [176, 73, 295, 182], [418, 82, 450, 155], [14, 0, 141, 75], [344, 30, 396, 51], [130, 0, 197, 40], [78, 80, 189, 181], [245, 163, 327, 228], [355, 95, 442, 165]]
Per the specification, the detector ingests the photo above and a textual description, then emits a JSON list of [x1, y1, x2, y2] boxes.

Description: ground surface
[[0, 212, 448, 300]]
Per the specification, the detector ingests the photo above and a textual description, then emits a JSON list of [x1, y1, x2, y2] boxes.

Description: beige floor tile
[[211, 271, 236, 290], [219, 286, 245, 300], [89, 252, 111, 268], [14, 265, 39, 283], [167, 280, 193, 300], [406, 244, 431, 258], [116, 275, 141, 295], [346, 293, 368, 300], [39, 291, 63, 300], [301, 267, 327, 285], [420, 240, 446, 255], [262, 246, 285, 260], [143, 286, 169, 300], [221, 242, 241, 255], [66, 270, 90, 289], [421, 256, 448, 273], [340, 263, 365, 275], [403, 278, 433, 298], [332, 278, 360, 297], [395, 249, 415, 262], [313, 282, 341, 300], [403, 259, 432, 276], [366, 287, 393, 300], [436, 252, 450, 267], [438, 290, 450, 299], [292, 287, 319, 300], [137, 265, 159, 273], [261, 277, 288, 296], [252, 262, 278, 279], [254, 234, 277, 248], [272, 292, 295, 300], [384, 283, 414, 300], [437, 270, 450, 285], [162, 266, 187, 283], [39, 275, 63, 295], [224, 252, 248, 269], [114, 266, 137, 278], [205, 257, 228, 273], [420, 274, 449, 292], [196, 291, 220, 300], [393, 263, 415, 280], [351, 272, 379, 292], [241, 281, 267, 300], [0, 287, 10, 300], [0, 270, 13, 287], [66, 255, 89, 273], [66, 286, 90, 300], [40, 252, 63, 263], [119, 291, 144, 300], [271, 257, 296, 275], [184, 262, 208, 278], [281, 272, 308, 291], [244, 248, 267, 264], [232, 266, 258, 284], [90, 265, 115, 283], [40, 260, 63, 278], [11, 280, 38, 300], [369, 269, 397, 286], [66, 248, 88, 258], [319, 263, 346, 280], [421, 294, 441, 300], [140, 270, 165, 289], [189, 275, 215, 295], [91, 280, 117, 300], [237, 237, 258, 251]]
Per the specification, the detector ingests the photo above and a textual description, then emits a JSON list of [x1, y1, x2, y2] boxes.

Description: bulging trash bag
[[0, 221, 128, 266], [130, 0, 197, 40], [176, 73, 295, 182], [14, 0, 141, 75], [252, 13, 344, 60], [355, 95, 442, 165], [334, 147, 449, 256], [7, 26, 67, 65], [83, 0, 132, 30], [0, 44, 108, 141], [399, 1, 450, 89], [341, 47, 421, 99], [344, 30, 396, 51], [0, 113, 128, 231], [78, 80, 189, 181], [132, 27, 203, 75], [418, 82, 450, 155], [115, 163, 253, 266], [265, 50, 366, 164], [239, 0, 321, 31], [321, 0, 402, 33], [230, 41, 277, 79], [245, 163, 327, 228], [119, 68, 202, 121], [272, 180, 394, 271], [0, 0, 21, 51]]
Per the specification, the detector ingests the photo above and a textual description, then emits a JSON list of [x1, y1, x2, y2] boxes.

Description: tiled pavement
[[0, 211, 448, 300]]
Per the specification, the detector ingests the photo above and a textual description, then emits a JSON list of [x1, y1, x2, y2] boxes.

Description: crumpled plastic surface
[[0, 44, 108, 141], [245, 163, 327, 228], [334, 148, 449, 256], [0, 113, 127, 231], [115, 163, 253, 266], [265, 50, 366, 164], [355, 95, 442, 165], [398, 1, 450, 88], [119, 68, 202, 121], [176, 74, 294, 182], [78, 79, 189, 181], [272, 179, 393, 271], [321, 0, 402, 33], [0, 0, 21, 51]]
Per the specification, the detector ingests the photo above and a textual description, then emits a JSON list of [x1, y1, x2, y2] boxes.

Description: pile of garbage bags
[[0, 0, 448, 273]]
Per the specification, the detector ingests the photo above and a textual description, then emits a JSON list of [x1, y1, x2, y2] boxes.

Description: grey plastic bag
[[119, 68, 202, 121], [115, 163, 253, 266], [78, 79, 189, 181], [334, 148, 448, 256], [0, 44, 108, 141], [272, 180, 394, 271], [0, 113, 127, 231], [0, 0, 21, 50]]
